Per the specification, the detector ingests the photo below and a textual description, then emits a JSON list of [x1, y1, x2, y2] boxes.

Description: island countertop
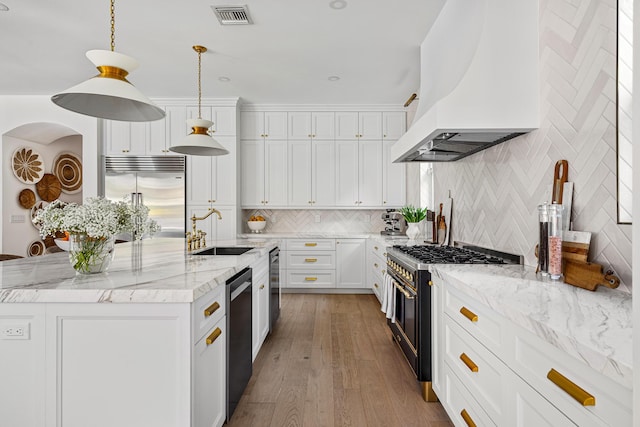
[[0, 238, 279, 304]]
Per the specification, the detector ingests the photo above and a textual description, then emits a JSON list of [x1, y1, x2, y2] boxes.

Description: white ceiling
[[0, 0, 444, 105]]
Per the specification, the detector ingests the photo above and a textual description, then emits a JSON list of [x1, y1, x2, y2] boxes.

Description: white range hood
[[391, 0, 539, 162]]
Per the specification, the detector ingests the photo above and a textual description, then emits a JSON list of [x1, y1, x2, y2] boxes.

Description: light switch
[[314, 214, 321, 223]]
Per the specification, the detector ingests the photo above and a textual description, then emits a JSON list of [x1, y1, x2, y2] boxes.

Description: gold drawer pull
[[305, 242, 317, 247], [383, 252, 387, 257], [204, 301, 220, 317], [460, 409, 477, 427], [460, 306, 478, 322], [374, 263, 379, 268], [259, 284, 265, 290], [374, 246, 379, 250], [305, 258, 318, 262], [374, 283, 379, 288], [305, 277, 318, 281], [206, 327, 222, 345], [547, 368, 595, 406], [460, 353, 478, 372]]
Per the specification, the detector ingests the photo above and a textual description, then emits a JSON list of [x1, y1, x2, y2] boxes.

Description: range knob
[[409, 273, 414, 281]]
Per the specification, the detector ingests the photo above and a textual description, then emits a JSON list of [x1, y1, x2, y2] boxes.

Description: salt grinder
[[548, 204, 564, 281]]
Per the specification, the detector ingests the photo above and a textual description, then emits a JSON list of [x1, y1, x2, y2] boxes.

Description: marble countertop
[[0, 238, 278, 304], [431, 264, 632, 389], [239, 232, 409, 246]]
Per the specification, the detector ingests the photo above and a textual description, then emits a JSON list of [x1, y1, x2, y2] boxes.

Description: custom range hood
[[391, 0, 539, 163]]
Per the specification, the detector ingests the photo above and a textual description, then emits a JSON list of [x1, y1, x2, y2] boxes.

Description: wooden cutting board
[[564, 260, 620, 291], [562, 230, 591, 263]]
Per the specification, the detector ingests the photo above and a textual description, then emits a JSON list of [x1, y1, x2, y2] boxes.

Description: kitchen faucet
[[187, 208, 222, 251]]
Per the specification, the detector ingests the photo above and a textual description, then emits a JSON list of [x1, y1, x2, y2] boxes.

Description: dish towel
[[380, 272, 396, 323]]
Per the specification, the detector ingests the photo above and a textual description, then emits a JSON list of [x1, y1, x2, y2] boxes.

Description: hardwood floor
[[229, 294, 453, 427]]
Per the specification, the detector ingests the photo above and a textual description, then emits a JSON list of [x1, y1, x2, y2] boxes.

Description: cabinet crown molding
[[240, 104, 406, 112]]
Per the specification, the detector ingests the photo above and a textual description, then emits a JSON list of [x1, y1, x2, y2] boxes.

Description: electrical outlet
[[1, 322, 30, 340], [271, 214, 277, 223], [10, 215, 25, 223], [314, 214, 321, 223], [364, 214, 371, 222]]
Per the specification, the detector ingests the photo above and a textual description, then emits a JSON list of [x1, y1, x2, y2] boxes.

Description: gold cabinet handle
[[206, 327, 222, 345], [547, 368, 595, 406], [204, 301, 220, 317], [305, 242, 317, 247], [374, 246, 379, 250], [305, 258, 318, 263], [374, 283, 379, 288], [259, 284, 265, 290], [161, 149, 169, 153], [305, 277, 318, 281], [374, 263, 379, 268], [428, 280, 433, 286], [383, 252, 387, 256], [460, 306, 478, 322], [460, 409, 477, 427], [460, 353, 478, 372]]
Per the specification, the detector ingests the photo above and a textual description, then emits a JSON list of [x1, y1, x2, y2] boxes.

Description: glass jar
[[68, 233, 116, 274], [548, 204, 564, 280], [537, 203, 550, 276]]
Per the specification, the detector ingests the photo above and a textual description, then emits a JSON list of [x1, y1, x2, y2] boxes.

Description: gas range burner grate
[[392, 245, 508, 265]]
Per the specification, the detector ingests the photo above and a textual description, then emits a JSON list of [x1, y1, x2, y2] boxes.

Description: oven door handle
[[394, 282, 415, 300]]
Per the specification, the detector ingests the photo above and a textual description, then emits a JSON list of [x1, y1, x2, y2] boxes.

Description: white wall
[[631, 0, 639, 422], [0, 96, 100, 253]]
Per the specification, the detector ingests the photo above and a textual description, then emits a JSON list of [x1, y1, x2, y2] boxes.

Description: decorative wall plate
[[36, 173, 62, 202], [18, 188, 36, 209], [30, 201, 49, 230], [28, 240, 46, 257], [12, 147, 44, 184], [53, 152, 82, 194]]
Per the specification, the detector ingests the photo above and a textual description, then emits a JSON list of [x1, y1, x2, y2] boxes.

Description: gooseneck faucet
[[187, 208, 223, 251]]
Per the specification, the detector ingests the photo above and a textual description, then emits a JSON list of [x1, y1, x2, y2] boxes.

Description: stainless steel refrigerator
[[103, 156, 186, 239]]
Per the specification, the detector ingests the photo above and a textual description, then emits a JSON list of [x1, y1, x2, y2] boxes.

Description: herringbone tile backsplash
[[431, 0, 632, 291], [242, 209, 389, 234]]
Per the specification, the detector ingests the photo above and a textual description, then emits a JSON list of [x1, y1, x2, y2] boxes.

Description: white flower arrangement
[[33, 197, 159, 240]]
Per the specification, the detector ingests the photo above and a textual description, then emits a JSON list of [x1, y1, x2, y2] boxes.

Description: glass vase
[[68, 234, 116, 274]]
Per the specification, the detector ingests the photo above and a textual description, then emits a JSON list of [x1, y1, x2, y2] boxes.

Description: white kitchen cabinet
[[288, 139, 335, 207], [194, 315, 226, 427], [433, 276, 631, 427], [251, 255, 270, 361], [104, 120, 147, 155], [281, 239, 336, 289], [186, 106, 237, 137], [335, 140, 382, 207], [146, 109, 170, 155], [335, 112, 382, 140], [188, 205, 237, 243], [382, 139, 406, 207], [288, 112, 335, 140], [336, 239, 366, 288], [240, 111, 287, 140], [241, 139, 288, 207], [366, 239, 389, 302], [382, 111, 406, 140], [187, 135, 237, 206]]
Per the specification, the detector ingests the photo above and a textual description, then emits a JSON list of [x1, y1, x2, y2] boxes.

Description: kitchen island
[[0, 238, 278, 427]]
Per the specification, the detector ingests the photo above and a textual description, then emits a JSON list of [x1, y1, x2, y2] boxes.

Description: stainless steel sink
[[194, 247, 253, 256]]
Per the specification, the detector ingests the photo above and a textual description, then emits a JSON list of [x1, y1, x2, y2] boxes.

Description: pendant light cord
[[197, 48, 202, 119], [110, 0, 116, 52]]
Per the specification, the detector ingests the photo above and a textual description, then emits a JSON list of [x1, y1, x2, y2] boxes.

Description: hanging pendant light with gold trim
[[169, 45, 229, 156], [51, 0, 165, 122]]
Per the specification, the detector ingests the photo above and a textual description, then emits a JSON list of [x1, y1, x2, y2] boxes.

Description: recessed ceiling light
[[328, 76, 340, 81], [0, 3, 9, 11], [329, 0, 347, 10], [218, 76, 231, 82]]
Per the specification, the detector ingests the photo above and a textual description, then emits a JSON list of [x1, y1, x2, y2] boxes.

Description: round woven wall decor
[[12, 147, 44, 184], [36, 173, 62, 202], [53, 152, 82, 194], [28, 240, 45, 257], [18, 188, 36, 209]]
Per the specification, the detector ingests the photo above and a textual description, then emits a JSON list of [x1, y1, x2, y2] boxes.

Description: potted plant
[[400, 205, 428, 240], [33, 197, 158, 274]]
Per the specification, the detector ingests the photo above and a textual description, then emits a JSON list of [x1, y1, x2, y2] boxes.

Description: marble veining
[[0, 238, 278, 304], [431, 264, 632, 388]]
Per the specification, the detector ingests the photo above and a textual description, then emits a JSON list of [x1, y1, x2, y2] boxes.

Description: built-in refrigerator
[[103, 156, 186, 239]]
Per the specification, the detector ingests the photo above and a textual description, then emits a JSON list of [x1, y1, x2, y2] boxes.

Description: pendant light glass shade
[[51, 50, 165, 122], [169, 118, 229, 156], [168, 45, 229, 156]]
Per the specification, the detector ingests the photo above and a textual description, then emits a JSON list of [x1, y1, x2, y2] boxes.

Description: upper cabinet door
[[241, 140, 265, 206], [288, 112, 312, 139], [263, 112, 288, 139], [146, 109, 171, 155], [288, 139, 312, 207], [359, 140, 383, 206], [312, 112, 335, 140], [335, 140, 359, 206], [213, 135, 237, 205], [382, 139, 406, 207], [382, 112, 407, 140], [212, 108, 236, 136], [166, 106, 188, 152], [312, 140, 336, 206], [264, 140, 288, 206], [240, 111, 264, 140], [359, 112, 382, 140], [335, 112, 359, 140]]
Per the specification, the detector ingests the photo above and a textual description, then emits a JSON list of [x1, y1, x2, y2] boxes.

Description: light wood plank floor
[[229, 293, 453, 427]]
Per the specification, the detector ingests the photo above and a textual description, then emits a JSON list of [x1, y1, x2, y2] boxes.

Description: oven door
[[394, 281, 417, 350]]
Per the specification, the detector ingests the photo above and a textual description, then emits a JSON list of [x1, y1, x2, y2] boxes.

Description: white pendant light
[[169, 46, 229, 156], [51, 0, 164, 122]]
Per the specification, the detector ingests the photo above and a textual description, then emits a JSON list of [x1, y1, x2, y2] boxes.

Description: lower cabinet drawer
[[193, 285, 226, 343], [444, 367, 496, 427], [369, 254, 387, 278], [286, 252, 335, 269], [444, 314, 508, 424], [510, 328, 630, 427], [286, 270, 336, 288]]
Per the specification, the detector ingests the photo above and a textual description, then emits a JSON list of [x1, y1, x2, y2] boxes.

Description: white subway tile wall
[[242, 210, 389, 234]]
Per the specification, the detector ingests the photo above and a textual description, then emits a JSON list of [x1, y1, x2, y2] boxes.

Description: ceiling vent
[[211, 5, 253, 25]]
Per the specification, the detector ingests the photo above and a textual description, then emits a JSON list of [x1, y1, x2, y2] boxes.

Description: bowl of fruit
[[247, 215, 266, 233]]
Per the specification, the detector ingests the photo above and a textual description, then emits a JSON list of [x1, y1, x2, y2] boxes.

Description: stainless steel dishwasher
[[226, 267, 252, 422]]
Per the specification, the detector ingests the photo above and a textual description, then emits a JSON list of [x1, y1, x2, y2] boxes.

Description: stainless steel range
[[385, 243, 521, 402]]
